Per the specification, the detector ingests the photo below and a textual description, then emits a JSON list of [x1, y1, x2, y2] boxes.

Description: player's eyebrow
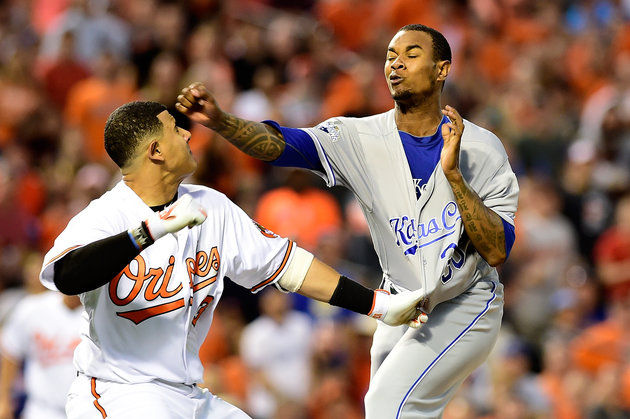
[[387, 44, 422, 54]]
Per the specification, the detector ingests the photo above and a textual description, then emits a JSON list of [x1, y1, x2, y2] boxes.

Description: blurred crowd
[[0, 0, 630, 418]]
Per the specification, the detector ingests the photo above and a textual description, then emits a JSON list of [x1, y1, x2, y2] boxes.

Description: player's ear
[[148, 140, 164, 163], [437, 60, 451, 83]]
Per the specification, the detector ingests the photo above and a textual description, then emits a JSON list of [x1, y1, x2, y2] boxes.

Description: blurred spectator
[[0, 0, 629, 417], [307, 320, 364, 419], [593, 193, 630, 301], [320, 56, 391, 119], [487, 339, 551, 418], [276, 51, 323, 127], [0, 291, 82, 419], [315, 0, 378, 52], [239, 288, 314, 419], [0, 159, 40, 249], [0, 251, 45, 330], [538, 337, 589, 419], [254, 169, 342, 252], [38, 162, 113, 252], [588, 106, 630, 197], [307, 370, 363, 419], [40, 31, 91, 109], [571, 289, 630, 397], [39, 0, 131, 65], [291, 228, 375, 322], [504, 175, 578, 344], [543, 260, 605, 346], [232, 65, 280, 123], [139, 51, 186, 109], [586, 364, 630, 419], [28, 0, 70, 36], [560, 139, 614, 260], [199, 300, 250, 412], [63, 51, 138, 165], [0, 49, 42, 148]]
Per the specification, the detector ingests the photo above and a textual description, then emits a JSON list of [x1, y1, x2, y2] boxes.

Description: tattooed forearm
[[214, 113, 285, 161], [449, 175, 506, 266]]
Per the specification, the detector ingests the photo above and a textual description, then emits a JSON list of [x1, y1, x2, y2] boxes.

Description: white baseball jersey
[[40, 181, 294, 386], [1, 291, 82, 419]]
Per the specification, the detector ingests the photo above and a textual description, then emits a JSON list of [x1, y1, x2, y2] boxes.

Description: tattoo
[[215, 113, 285, 161], [450, 177, 506, 264]]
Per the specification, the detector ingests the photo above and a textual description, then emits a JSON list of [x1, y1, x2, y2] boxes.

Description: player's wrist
[[143, 215, 167, 241], [207, 108, 230, 131], [368, 289, 390, 320], [128, 221, 155, 251], [444, 169, 464, 184], [328, 275, 374, 315]]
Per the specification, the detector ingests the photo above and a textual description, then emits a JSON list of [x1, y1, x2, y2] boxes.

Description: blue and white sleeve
[[263, 120, 324, 172]]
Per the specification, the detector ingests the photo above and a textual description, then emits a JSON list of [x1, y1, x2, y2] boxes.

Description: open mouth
[[389, 75, 403, 85]]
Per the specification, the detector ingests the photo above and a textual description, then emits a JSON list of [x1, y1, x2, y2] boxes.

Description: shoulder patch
[[317, 121, 341, 142]]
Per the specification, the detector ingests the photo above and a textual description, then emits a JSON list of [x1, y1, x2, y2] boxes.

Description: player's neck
[[394, 101, 444, 137], [122, 168, 180, 208]]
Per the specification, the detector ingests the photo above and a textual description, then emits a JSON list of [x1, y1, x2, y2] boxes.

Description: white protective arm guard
[[144, 194, 208, 241], [369, 289, 429, 329], [277, 247, 314, 292]]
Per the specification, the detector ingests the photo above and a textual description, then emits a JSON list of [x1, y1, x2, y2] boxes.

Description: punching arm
[[176, 82, 286, 161]]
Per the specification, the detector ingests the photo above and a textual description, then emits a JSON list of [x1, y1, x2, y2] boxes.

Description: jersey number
[[192, 296, 214, 326], [440, 243, 466, 284]]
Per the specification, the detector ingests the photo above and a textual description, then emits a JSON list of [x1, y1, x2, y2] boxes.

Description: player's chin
[[391, 89, 413, 102], [183, 158, 198, 177]]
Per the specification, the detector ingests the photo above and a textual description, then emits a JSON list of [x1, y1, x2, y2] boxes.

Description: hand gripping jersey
[[40, 181, 294, 385], [301, 110, 519, 312]]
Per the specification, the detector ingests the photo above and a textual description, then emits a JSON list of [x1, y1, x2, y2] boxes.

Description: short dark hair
[[398, 24, 452, 63], [104, 101, 167, 168]]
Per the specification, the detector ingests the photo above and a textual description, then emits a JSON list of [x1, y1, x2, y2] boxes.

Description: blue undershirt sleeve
[[501, 218, 516, 260], [263, 120, 324, 171]]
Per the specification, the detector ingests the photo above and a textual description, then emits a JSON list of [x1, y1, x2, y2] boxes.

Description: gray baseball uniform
[[298, 109, 519, 417]]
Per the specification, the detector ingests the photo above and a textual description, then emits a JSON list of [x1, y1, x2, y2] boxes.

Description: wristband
[[128, 221, 155, 251], [328, 275, 374, 315]]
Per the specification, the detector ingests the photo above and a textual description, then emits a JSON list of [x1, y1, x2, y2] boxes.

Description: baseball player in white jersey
[[0, 292, 82, 419], [177, 24, 519, 418], [39, 101, 428, 419]]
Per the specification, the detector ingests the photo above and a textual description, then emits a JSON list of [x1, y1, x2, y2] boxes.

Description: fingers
[[442, 105, 461, 122], [176, 94, 195, 109], [174, 102, 188, 114], [177, 82, 209, 113], [407, 310, 429, 329], [441, 105, 464, 137]]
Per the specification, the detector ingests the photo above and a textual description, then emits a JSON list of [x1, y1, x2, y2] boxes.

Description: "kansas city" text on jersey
[[389, 201, 461, 256]]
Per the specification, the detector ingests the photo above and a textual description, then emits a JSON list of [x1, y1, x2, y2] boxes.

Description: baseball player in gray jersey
[[39, 101, 429, 419], [177, 24, 519, 418]]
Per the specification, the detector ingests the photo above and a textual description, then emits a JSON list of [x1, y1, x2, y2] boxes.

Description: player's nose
[[390, 56, 404, 69], [183, 129, 192, 142]]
